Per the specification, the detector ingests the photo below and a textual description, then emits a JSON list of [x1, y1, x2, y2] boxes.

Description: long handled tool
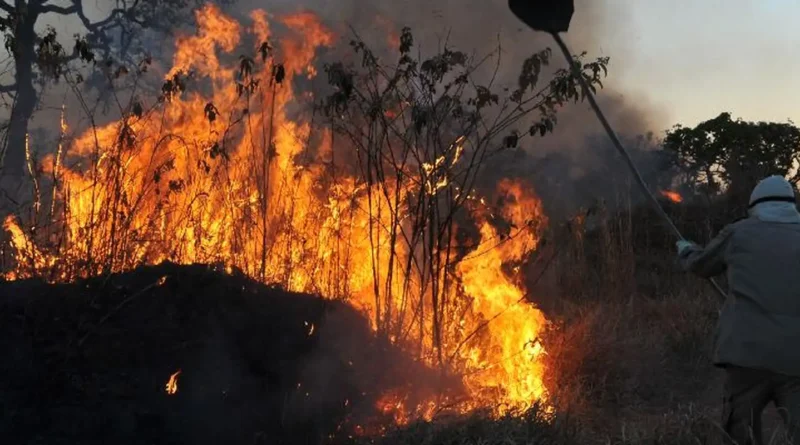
[[508, 0, 727, 300]]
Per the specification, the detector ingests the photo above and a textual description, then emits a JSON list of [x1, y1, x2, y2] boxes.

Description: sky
[[253, 0, 800, 131], [20, 0, 800, 134], [583, 0, 800, 128]]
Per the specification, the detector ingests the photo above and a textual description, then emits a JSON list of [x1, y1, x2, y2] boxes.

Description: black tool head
[[508, 0, 575, 33]]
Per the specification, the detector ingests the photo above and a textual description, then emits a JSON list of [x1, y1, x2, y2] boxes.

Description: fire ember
[[660, 190, 683, 203], [166, 370, 182, 395]]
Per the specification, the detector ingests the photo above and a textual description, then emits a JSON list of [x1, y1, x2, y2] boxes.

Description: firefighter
[[677, 175, 800, 445]]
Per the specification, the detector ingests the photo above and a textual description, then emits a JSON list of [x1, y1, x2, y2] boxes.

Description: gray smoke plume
[[19, 0, 671, 220], [2, 1, 677, 426], [226, 0, 670, 217]]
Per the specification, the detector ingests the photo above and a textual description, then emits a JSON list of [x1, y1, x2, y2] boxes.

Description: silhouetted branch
[[39, 4, 78, 15], [69, 0, 130, 31]]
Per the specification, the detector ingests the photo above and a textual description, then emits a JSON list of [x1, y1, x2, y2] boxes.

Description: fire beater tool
[[508, 0, 727, 300]]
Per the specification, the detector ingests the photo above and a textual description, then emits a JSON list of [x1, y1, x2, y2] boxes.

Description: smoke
[[227, 0, 670, 218], [221, 0, 673, 415], [234, 0, 617, 56], [3, 1, 676, 425], [17, 0, 672, 219]]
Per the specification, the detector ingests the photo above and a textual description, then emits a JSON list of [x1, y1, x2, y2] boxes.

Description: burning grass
[[0, 1, 772, 440], [1, 0, 792, 442], [1, 1, 611, 426]]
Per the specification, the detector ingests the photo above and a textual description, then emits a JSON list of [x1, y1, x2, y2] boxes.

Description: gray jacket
[[679, 202, 800, 376]]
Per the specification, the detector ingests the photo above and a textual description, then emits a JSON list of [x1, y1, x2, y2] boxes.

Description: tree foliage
[[664, 112, 800, 200], [321, 26, 609, 362]]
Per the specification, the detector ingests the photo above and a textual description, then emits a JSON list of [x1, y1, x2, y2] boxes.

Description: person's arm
[[678, 225, 734, 278]]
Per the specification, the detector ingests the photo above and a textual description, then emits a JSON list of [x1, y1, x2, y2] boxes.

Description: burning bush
[[2, 3, 609, 424]]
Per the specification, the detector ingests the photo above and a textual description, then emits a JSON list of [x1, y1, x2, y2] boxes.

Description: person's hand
[[675, 240, 695, 256]]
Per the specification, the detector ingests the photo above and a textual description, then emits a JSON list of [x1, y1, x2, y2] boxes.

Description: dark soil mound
[[0, 262, 420, 445]]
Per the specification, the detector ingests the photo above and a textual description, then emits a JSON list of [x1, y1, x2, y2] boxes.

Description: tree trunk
[[2, 5, 39, 178]]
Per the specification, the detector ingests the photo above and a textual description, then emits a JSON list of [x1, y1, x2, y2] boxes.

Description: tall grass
[[364, 192, 792, 443], [5, 12, 791, 444], [535, 191, 800, 444], [1, 15, 611, 419]]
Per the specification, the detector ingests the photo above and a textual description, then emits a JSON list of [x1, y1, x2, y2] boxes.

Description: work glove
[[675, 240, 695, 256]]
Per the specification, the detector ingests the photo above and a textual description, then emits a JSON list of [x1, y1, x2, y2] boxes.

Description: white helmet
[[749, 175, 796, 208]]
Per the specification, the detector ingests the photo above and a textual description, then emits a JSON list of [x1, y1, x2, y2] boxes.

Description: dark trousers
[[723, 366, 800, 445]]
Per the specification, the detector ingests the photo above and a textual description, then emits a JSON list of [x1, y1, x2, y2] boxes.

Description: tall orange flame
[[3, 4, 551, 421]]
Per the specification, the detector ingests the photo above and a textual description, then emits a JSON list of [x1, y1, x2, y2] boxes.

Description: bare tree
[[322, 28, 609, 365], [0, 0, 203, 177]]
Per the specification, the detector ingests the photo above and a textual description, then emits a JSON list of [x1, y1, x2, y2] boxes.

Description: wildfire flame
[[166, 369, 182, 395], [660, 190, 683, 203], [3, 4, 552, 423]]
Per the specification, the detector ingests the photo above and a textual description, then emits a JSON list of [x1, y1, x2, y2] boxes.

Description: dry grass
[[532, 198, 795, 445], [538, 199, 719, 443], [355, 405, 566, 445], [0, 19, 789, 442], [541, 294, 723, 444], [367, 196, 800, 444]]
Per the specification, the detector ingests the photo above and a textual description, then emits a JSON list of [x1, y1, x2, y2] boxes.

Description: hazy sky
[[582, 0, 800, 128], [34, 0, 800, 133]]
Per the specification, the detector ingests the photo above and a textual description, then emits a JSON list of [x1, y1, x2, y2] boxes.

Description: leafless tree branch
[[39, 4, 78, 15]]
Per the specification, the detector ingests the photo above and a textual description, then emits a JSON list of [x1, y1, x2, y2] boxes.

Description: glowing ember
[[166, 370, 182, 395], [660, 190, 683, 203], [3, 4, 552, 422]]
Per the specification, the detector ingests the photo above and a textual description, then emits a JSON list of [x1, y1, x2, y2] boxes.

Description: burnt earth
[[0, 262, 407, 445]]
